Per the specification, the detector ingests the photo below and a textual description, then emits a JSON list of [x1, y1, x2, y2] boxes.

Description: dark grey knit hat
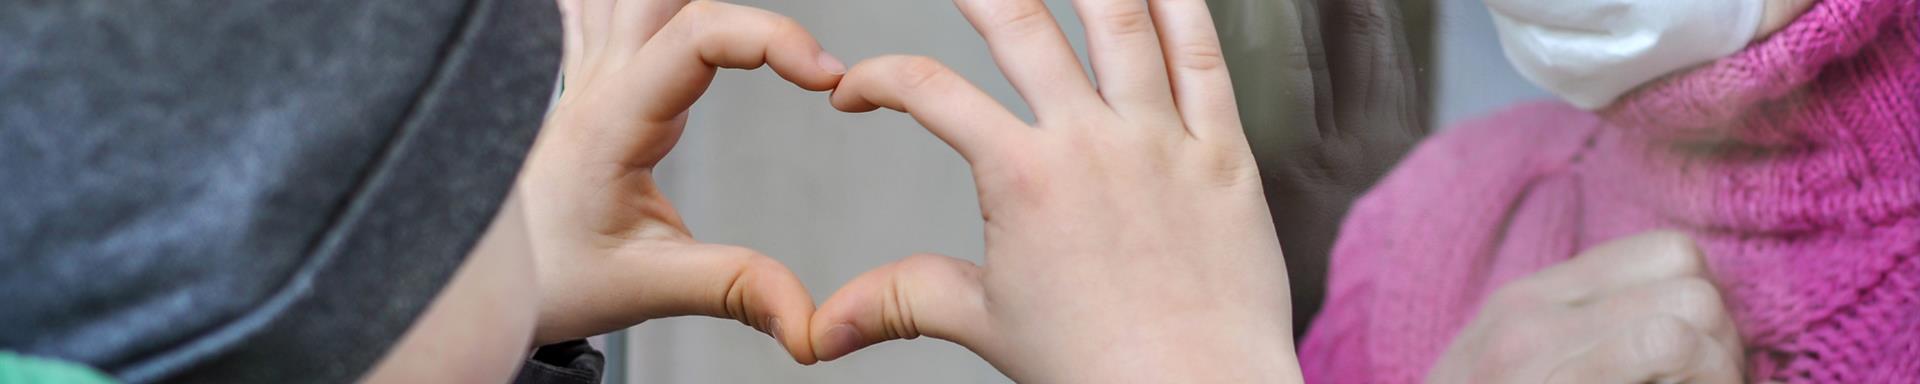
[[0, 0, 559, 382]]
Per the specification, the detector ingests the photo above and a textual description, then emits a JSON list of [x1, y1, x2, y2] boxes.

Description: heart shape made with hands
[[517, 0, 839, 363], [517, 0, 1299, 380]]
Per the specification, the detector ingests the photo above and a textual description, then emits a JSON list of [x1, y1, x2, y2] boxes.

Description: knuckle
[[1645, 231, 1707, 274], [1067, 127, 1109, 154], [985, 1, 1055, 38], [765, 14, 805, 37], [677, 0, 722, 20], [877, 276, 919, 340], [894, 56, 953, 92], [1187, 141, 1261, 189], [898, 253, 956, 273], [1096, 5, 1154, 37], [708, 245, 764, 264], [1207, 153, 1262, 189], [1174, 41, 1228, 71], [1631, 316, 1703, 369], [1487, 280, 1544, 312], [663, 2, 727, 43], [711, 248, 765, 320], [1482, 320, 1551, 367], [880, 254, 979, 341], [1670, 253, 1707, 277], [1667, 278, 1730, 326], [978, 158, 1051, 208]]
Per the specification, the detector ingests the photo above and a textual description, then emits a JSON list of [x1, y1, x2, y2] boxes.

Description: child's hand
[[517, 0, 844, 363], [803, 0, 1300, 381], [1427, 232, 1744, 384]]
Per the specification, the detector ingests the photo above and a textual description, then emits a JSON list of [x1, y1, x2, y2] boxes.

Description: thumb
[[635, 243, 819, 364], [809, 254, 996, 361], [536, 242, 819, 364]]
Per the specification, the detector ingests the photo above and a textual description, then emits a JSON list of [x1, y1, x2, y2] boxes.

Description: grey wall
[[621, 0, 1545, 382]]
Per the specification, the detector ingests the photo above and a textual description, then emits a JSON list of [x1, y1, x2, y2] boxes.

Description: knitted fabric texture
[[1298, 0, 1919, 382]]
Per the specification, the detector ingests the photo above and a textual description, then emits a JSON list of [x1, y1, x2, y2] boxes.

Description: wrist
[[1044, 316, 1302, 383]]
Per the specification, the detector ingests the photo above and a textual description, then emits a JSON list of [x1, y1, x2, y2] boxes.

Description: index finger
[[621, 1, 845, 122], [1522, 231, 1709, 304], [829, 55, 1029, 165]]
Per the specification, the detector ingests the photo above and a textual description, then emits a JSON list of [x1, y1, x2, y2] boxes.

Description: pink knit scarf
[[1599, 0, 1919, 379], [1300, 0, 1919, 382]]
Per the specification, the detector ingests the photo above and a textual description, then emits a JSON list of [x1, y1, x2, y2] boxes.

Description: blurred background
[[617, 0, 1547, 382]]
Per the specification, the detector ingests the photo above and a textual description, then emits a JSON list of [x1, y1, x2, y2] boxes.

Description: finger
[[810, 254, 996, 362], [1316, 0, 1424, 141], [620, 243, 822, 364], [1583, 278, 1742, 356], [604, 0, 689, 62], [831, 55, 1029, 164], [557, 0, 587, 80], [1524, 231, 1708, 304], [1148, 0, 1244, 141], [1546, 316, 1743, 384], [1071, 0, 1175, 118], [623, 1, 845, 123], [581, 0, 615, 67], [529, 242, 820, 363], [952, 0, 1101, 118]]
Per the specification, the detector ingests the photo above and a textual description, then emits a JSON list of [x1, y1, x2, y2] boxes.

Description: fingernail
[[820, 324, 862, 359], [817, 51, 847, 75], [767, 318, 784, 344]]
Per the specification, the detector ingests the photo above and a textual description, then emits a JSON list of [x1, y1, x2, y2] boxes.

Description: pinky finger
[[1149, 0, 1243, 142]]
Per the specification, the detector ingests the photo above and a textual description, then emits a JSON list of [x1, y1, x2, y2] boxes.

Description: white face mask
[[1486, 0, 1766, 109]]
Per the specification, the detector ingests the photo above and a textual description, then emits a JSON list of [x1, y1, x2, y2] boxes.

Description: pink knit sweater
[[1298, 0, 1919, 382]]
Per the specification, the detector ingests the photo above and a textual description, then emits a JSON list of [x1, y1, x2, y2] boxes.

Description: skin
[[359, 194, 541, 383], [366, 0, 847, 380], [1427, 232, 1745, 384], [805, 0, 1301, 381]]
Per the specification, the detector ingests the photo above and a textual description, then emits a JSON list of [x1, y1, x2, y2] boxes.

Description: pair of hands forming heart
[[517, 0, 1300, 381]]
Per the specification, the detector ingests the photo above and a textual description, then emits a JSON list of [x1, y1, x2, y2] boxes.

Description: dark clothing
[[0, 0, 560, 382], [516, 340, 606, 384]]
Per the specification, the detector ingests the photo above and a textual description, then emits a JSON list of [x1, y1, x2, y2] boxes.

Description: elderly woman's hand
[[1427, 231, 1745, 384]]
